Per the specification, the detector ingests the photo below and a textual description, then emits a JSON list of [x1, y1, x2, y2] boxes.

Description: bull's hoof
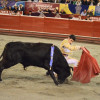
[[24, 67, 27, 71], [46, 71, 50, 76], [58, 80, 64, 84], [54, 81, 59, 86], [64, 79, 69, 84]]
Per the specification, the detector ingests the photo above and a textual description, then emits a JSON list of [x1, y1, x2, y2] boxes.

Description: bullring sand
[[0, 35, 100, 100]]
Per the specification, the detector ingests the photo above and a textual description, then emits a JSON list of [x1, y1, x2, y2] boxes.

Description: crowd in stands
[[0, 0, 21, 7], [28, 0, 100, 6], [0, 0, 24, 15], [27, 6, 95, 21], [0, 0, 99, 21], [1, 0, 100, 6]]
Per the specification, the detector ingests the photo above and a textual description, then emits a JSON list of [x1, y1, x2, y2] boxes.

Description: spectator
[[8, 6, 12, 11], [78, 15, 82, 20], [86, 9, 94, 17], [68, 14, 78, 20], [34, 0, 39, 2], [18, 4, 24, 15], [71, 0, 77, 5], [13, 5, 18, 15], [70, 14, 82, 20], [75, 5, 82, 14], [86, 9, 91, 16], [82, 0, 87, 5], [15, 0, 21, 1], [94, 0, 98, 5], [97, 0, 100, 6], [7, 6, 13, 15], [38, 7, 43, 13], [48, 0, 54, 2], [18, 4, 24, 11], [42, 0, 49, 2], [66, 0, 71, 4], [3, 6, 8, 10], [76, 0, 82, 5], [28, 11, 32, 16], [43, 7, 52, 14], [81, 9, 87, 16], [54, 8, 61, 18], [90, 9, 94, 16], [52, 8, 59, 14], [39, 0, 43, 2], [86, 0, 91, 5], [59, 9, 66, 14], [85, 15, 92, 20], [60, 0, 66, 3], [90, 0, 96, 5]]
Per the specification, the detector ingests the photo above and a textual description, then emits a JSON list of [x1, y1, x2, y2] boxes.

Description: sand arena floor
[[0, 35, 100, 100]]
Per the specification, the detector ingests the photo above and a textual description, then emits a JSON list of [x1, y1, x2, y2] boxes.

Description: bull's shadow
[[3, 72, 54, 84], [3, 75, 42, 82]]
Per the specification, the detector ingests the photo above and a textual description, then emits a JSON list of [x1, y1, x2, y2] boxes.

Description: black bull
[[0, 42, 70, 85]]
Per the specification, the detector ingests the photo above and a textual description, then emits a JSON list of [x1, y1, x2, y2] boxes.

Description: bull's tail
[[0, 52, 3, 60]]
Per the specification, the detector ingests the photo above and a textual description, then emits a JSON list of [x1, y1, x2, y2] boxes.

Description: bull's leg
[[0, 61, 4, 81], [0, 60, 19, 81], [48, 69, 58, 85], [44, 60, 58, 85], [46, 70, 50, 76], [0, 68, 4, 81], [57, 75, 65, 84]]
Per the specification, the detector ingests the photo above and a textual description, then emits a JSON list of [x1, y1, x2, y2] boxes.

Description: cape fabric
[[72, 48, 100, 83]]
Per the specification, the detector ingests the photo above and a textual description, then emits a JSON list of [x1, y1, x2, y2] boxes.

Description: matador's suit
[[60, 39, 80, 67]]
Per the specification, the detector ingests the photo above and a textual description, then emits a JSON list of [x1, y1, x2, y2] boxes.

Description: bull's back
[[3, 42, 53, 65], [5, 42, 52, 52]]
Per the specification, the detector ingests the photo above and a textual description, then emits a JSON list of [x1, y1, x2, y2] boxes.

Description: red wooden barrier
[[20, 16, 44, 32], [68, 20, 93, 37], [93, 21, 100, 37], [44, 18, 69, 34], [0, 15, 100, 43]]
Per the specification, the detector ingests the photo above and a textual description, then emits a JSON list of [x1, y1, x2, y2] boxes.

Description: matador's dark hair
[[69, 34, 76, 41]]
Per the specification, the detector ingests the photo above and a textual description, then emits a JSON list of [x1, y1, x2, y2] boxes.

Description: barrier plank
[[68, 20, 93, 36], [44, 18, 69, 34], [93, 21, 100, 37], [20, 16, 44, 32]]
